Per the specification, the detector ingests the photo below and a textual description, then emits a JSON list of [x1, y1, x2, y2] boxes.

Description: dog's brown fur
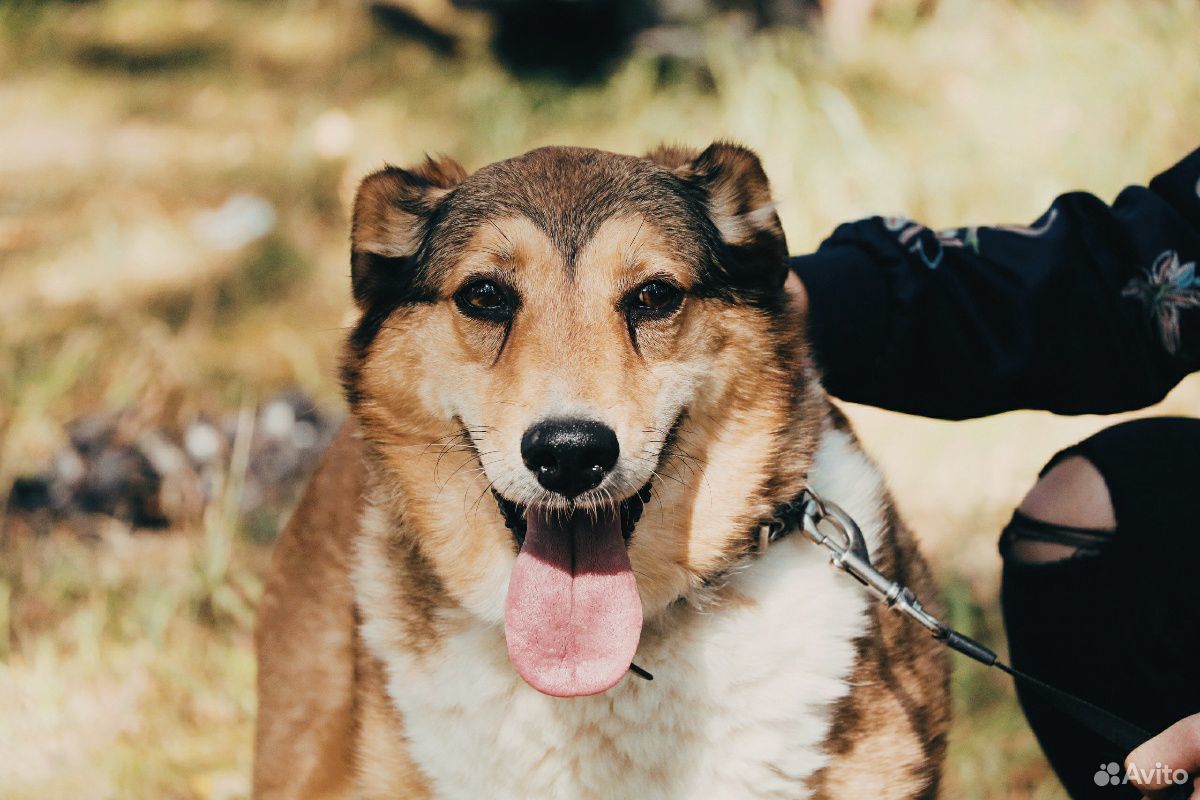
[[253, 425, 362, 799], [254, 144, 949, 798]]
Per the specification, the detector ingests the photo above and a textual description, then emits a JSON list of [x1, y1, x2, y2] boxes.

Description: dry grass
[[2, 0, 1198, 796]]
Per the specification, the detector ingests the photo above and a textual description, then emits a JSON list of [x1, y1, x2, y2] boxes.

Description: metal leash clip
[[762, 487, 999, 666], [792, 489, 947, 637]]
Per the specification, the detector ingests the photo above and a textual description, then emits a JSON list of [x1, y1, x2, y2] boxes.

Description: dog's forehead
[[430, 147, 708, 268]]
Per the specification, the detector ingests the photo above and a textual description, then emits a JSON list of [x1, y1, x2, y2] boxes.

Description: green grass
[[2, 0, 1199, 796]]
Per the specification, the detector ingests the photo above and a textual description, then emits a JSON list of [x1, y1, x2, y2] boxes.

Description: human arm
[[790, 148, 1200, 419]]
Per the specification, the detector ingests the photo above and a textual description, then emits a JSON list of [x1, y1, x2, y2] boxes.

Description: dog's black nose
[[521, 420, 619, 498]]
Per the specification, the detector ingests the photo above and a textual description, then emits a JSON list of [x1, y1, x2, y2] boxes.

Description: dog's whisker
[[658, 445, 711, 498], [485, 218, 513, 247], [439, 451, 495, 488], [387, 434, 468, 452], [634, 460, 688, 491], [466, 482, 494, 516]]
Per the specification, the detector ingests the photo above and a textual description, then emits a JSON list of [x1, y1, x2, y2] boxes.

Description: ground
[[1, 0, 1198, 797]]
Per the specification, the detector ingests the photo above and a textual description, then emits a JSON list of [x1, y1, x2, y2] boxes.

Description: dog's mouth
[[494, 481, 654, 699], [491, 481, 654, 547]]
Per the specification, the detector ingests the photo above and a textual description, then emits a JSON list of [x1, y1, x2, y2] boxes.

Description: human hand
[[1126, 714, 1200, 798]]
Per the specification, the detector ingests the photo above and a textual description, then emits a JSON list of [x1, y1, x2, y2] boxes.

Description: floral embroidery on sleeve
[[994, 209, 1059, 238], [884, 216, 967, 269], [1121, 249, 1199, 355], [884, 209, 1060, 270]]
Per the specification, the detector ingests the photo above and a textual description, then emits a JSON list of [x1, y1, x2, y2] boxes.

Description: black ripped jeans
[[1000, 417, 1200, 799]]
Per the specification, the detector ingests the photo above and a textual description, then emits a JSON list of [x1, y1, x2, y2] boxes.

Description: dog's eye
[[455, 279, 514, 321], [631, 280, 683, 316], [463, 281, 504, 309]]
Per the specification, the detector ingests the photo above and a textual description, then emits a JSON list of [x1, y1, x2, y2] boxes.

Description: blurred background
[[1, 0, 1198, 796]]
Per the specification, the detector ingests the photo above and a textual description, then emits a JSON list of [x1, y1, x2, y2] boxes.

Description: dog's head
[[345, 144, 821, 696]]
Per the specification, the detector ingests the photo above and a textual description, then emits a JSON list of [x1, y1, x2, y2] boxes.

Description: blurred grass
[[1, 0, 1199, 796]]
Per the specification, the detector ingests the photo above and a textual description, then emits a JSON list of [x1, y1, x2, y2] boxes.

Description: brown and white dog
[[253, 143, 950, 799]]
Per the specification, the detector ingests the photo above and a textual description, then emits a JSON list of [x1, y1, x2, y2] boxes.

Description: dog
[[253, 143, 950, 799]]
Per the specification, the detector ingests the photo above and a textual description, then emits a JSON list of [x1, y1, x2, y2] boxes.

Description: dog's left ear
[[648, 142, 789, 291]]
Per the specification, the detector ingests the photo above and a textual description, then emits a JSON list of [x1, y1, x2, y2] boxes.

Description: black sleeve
[[790, 148, 1200, 420]]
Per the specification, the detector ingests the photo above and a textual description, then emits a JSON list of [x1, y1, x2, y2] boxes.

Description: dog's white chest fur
[[370, 428, 884, 799]]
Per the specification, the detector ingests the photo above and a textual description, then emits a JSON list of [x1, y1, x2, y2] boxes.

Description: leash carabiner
[[763, 488, 1000, 664], [794, 490, 948, 638]]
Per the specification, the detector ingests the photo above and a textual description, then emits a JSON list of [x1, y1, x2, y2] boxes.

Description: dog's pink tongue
[[504, 505, 642, 697]]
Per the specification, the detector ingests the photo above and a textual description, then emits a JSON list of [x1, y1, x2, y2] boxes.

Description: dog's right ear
[[350, 156, 466, 307]]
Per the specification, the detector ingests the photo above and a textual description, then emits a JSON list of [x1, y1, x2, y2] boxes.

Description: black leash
[[761, 487, 1190, 799]]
